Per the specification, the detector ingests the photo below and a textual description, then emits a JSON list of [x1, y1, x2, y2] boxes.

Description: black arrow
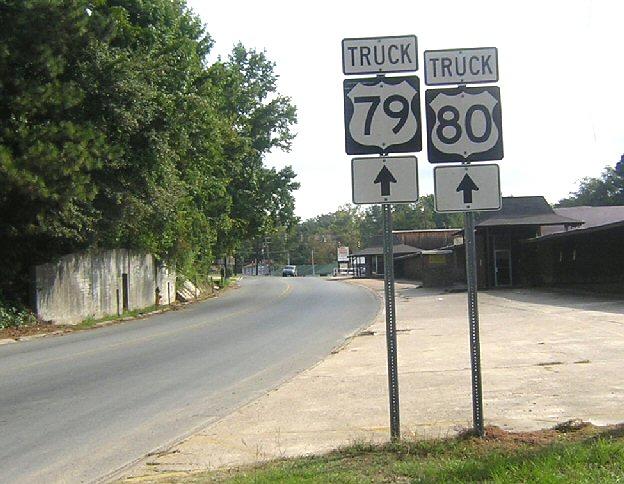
[[456, 174, 479, 204], [374, 165, 397, 197]]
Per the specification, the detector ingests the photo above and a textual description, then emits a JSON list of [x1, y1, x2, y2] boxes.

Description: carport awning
[[394, 249, 453, 261], [349, 244, 422, 257], [477, 213, 583, 227]]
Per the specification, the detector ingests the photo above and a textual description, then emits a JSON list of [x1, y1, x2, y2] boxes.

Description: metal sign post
[[463, 209, 484, 437], [382, 203, 400, 440], [342, 34, 421, 443], [426, 49, 503, 437]]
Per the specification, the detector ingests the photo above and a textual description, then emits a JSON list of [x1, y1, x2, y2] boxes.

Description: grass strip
[[145, 423, 624, 483]]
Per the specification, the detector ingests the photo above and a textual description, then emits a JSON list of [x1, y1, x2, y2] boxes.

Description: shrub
[[0, 299, 36, 329]]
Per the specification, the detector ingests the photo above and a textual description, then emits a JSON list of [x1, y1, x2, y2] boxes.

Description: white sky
[[187, 0, 622, 220]]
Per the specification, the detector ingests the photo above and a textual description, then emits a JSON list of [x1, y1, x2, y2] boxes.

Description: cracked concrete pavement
[[124, 279, 624, 480]]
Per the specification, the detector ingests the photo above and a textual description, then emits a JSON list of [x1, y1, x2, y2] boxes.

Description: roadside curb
[[115, 278, 383, 482], [337, 278, 384, 339]]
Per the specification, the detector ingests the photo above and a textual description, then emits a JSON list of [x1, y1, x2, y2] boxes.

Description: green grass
[[159, 425, 624, 483], [75, 304, 159, 330], [221, 276, 239, 289]]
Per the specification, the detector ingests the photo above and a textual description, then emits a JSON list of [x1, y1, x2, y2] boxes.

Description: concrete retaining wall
[[32, 249, 175, 324]]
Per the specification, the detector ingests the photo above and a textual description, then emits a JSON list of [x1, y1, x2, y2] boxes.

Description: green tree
[[357, 196, 461, 248], [0, 1, 300, 300], [286, 206, 362, 265], [208, 45, 298, 259], [0, 0, 109, 298], [557, 156, 624, 207]]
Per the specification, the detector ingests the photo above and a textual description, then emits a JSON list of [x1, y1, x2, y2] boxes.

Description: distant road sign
[[344, 76, 422, 155], [424, 47, 498, 86], [352, 156, 418, 204], [342, 35, 418, 75], [337, 246, 349, 262], [425, 86, 503, 163], [434, 164, 501, 212]]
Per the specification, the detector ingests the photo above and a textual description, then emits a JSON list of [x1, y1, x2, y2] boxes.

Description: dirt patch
[[483, 425, 560, 445], [457, 420, 603, 451], [0, 323, 70, 340]]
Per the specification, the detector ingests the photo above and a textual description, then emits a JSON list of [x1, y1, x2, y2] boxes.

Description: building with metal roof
[[348, 244, 421, 278], [346, 197, 624, 291], [520, 206, 624, 289]]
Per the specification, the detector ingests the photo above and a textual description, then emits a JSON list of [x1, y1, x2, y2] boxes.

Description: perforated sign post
[[342, 35, 423, 442], [427, 46, 503, 438]]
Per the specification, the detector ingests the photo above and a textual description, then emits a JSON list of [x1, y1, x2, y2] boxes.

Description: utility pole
[[255, 241, 260, 276], [285, 233, 290, 265], [311, 249, 315, 276]]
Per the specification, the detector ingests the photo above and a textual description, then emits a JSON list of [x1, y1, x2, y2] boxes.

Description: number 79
[[353, 95, 412, 135]]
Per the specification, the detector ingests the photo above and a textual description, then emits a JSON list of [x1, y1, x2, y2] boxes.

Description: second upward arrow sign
[[456, 174, 479, 203], [433, 164, 501, 213]]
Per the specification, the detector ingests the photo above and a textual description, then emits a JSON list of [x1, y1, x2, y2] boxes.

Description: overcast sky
[[187, 0, 622, 220]]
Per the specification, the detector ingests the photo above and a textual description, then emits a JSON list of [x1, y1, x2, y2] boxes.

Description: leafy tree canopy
[[557, 155, 624, 207], [0, 0, 298, 301], [268, 198, 462, 267]]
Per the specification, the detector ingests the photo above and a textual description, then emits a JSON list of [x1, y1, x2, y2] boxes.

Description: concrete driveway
[[125, 279, 624, 479]]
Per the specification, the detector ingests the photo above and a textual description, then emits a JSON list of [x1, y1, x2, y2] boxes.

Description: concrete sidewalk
[[125, 279, 624, 480]]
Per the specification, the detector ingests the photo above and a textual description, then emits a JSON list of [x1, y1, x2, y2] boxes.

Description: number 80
[[436, 104, 493, 145]]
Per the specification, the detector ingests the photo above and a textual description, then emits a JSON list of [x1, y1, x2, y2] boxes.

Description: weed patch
[[153, 423, 624, 483]]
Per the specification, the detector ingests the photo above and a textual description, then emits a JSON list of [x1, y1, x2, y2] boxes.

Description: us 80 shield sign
[[425, 86, 503, 163], [343, 75, 422, 155]]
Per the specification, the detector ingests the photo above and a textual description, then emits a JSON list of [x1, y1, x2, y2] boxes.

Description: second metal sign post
[[426, 45, 504, 438]]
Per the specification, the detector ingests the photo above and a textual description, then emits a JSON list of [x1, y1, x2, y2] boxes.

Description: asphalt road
[[0, 277, 378, 483]]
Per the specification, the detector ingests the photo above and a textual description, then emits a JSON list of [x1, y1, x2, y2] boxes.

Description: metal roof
[[476, 196, 583, 227], [349, 244, 422, 257], [530, 218, 624, 243], [541, 205, 624, 235], [392, 228, 461, 233], [394, 249, 453, 261]]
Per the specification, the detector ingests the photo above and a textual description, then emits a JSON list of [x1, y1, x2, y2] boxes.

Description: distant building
[[242, 260, 272, 276], [349, 197, 624, 291], [523, 205, 624, 288], [348, 244, 421, 279], [466, 196, 582, 288], [348, 229, 461, 286]]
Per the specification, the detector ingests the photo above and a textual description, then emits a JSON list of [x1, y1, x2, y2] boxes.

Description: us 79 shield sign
[[425, 86, 503, 163], [343, 75, 422, 155]]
